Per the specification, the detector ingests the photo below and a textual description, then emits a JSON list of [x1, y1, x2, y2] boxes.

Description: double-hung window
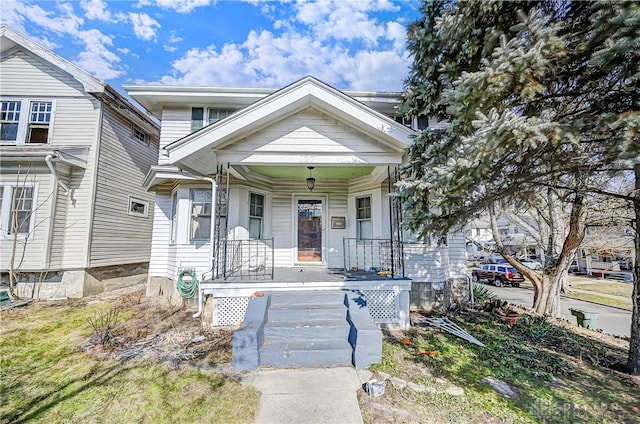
[[1, 101, 21, 142], [0, 185, 36, 237], [27, 101, 52, 143], [190, 188, 211, 240], [249, 192, 264, 239], [356, 196, 372, 240]]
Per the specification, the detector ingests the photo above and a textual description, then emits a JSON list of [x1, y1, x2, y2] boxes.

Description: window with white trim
[[128, 196, 148, 217], [191, 107, 236, 131], [0, 185, 36, 237], [207, 108, 233, 124], [356, 195, 372, 240], [191, 107, 204, 132], [190, 188, 211, 240], [1, 101, 21, 141], [249, 192, 264, 239], [27, 101, 52, 143], [132, 126, 149, 145]]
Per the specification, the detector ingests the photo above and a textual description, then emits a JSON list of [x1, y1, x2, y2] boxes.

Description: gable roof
[[0, 24, 105, 93], [166, 76, 416, 175]]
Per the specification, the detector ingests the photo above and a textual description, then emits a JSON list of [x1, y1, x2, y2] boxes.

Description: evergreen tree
[[400, 1, 639, 372]]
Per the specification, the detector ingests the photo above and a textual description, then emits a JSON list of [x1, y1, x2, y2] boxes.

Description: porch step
[[232, 290, 382, 371], [263, 319, 352, 340], [260, 339, 353, 368], [260, 291, 353, 368], [268, 291, 347, 307]]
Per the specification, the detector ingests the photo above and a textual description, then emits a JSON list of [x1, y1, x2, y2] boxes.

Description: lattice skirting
[[210, 288, 405, 327], [361, 290, 398, 321], [212, 297, 250, 326]]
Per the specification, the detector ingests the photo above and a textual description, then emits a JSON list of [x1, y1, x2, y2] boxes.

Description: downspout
[[193, 175, 216, 319], [45, 153, 69, 195]]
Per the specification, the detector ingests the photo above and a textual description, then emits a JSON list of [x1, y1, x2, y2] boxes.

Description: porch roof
[[164, 76, 416, 176]]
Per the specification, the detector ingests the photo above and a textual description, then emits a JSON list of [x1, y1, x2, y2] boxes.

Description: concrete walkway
[[243, 367, 372, 424]]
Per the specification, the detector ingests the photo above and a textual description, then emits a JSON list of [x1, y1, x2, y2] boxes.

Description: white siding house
[[0, 25, 160, 298], [126, 77, 468, 329]]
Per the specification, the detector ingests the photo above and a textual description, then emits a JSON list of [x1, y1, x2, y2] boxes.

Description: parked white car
[[520, 258, 543, 270]]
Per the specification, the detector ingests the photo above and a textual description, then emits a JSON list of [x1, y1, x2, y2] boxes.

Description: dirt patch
[[78, 285, 233, 369]]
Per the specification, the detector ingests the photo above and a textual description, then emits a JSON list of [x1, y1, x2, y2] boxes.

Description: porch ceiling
[[246, 165, 375, 180]]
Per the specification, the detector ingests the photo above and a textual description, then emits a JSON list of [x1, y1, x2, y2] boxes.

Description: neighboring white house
[[0, 25, 160, 298], [125, 76, 468, 329]]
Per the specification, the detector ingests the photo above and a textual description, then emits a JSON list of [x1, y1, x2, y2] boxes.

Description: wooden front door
[[297, 199, 323, 262]]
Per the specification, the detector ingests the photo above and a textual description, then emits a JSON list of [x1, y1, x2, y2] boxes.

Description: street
[[485, 285, 632, 337]]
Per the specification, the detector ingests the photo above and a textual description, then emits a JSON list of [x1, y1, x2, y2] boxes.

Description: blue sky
[[1, 0, 421, 95]]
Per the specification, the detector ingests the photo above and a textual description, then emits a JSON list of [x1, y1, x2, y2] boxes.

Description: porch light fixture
[[306, 166, 316, 191]]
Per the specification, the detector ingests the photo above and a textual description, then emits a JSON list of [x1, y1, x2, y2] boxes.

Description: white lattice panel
[[213, 297, 249, 326], [361, 290, 397, 320]]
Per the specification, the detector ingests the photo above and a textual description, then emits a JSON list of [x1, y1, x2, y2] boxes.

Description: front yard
[[360, 309, 639, 424], [2, 285, 639, 423], [0, 287, 259, 423]]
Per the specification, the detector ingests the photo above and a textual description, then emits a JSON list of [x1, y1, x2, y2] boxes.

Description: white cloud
[[75, 29, 124, 79], [156, 0, 410, 90], [154, 0, 215, 14], [80, 0, 117, 22], [1, 0, 125, 80], [158, 25, 409, 90], [129, 12, 160, 41], [293, 0, 399, 45]]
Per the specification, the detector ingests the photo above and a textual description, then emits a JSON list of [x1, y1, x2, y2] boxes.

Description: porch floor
[[209, 266, 406, 284]]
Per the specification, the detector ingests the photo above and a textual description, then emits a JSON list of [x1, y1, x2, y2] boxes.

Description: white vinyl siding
[[159, 107, 192, 163], [89, 108, 158, 266], [148, 192, 177, 280], [0, 50, 86, 98], [226, 108, 392, 155]]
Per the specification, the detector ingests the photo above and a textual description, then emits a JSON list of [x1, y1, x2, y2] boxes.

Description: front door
[[297, 198, 323, 262]]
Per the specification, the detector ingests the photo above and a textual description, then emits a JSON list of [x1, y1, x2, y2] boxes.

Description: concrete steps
[[260, 292, 353, 368], [232, 290, 382, 371]]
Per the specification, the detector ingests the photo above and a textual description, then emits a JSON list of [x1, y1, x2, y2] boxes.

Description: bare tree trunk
[[627, 164, 640, 375], [491, 193, 585, 317]]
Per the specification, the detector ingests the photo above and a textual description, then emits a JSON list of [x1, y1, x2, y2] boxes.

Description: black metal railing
[[343, 238, 405, 278], [214, 238, 274, 280]]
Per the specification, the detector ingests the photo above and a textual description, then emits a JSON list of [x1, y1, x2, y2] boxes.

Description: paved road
[[484, 285, 632, 337]]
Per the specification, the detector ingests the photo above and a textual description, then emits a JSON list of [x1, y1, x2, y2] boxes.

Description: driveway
[[484, 285, 632, 337]]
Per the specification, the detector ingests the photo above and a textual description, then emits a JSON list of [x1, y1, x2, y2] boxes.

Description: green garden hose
[[177, 269, 198, 299]]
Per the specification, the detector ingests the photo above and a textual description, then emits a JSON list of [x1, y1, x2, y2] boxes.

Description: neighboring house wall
[[0, 25, 160, 298], [89, 108, 157, 267]]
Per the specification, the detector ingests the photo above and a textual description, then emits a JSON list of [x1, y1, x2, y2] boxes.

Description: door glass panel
[[297, 199, 322, 262]]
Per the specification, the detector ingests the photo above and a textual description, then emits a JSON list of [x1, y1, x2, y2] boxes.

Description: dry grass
[[0, 286, 259, 423]]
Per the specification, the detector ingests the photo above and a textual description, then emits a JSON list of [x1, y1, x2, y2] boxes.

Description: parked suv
[[472, 264, 525, 287]]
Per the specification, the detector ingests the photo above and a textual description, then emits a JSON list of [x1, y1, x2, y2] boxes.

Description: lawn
[[360, 309, 640, 424], [0, 288, 259, 423], [571, 282, 633, 298]]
